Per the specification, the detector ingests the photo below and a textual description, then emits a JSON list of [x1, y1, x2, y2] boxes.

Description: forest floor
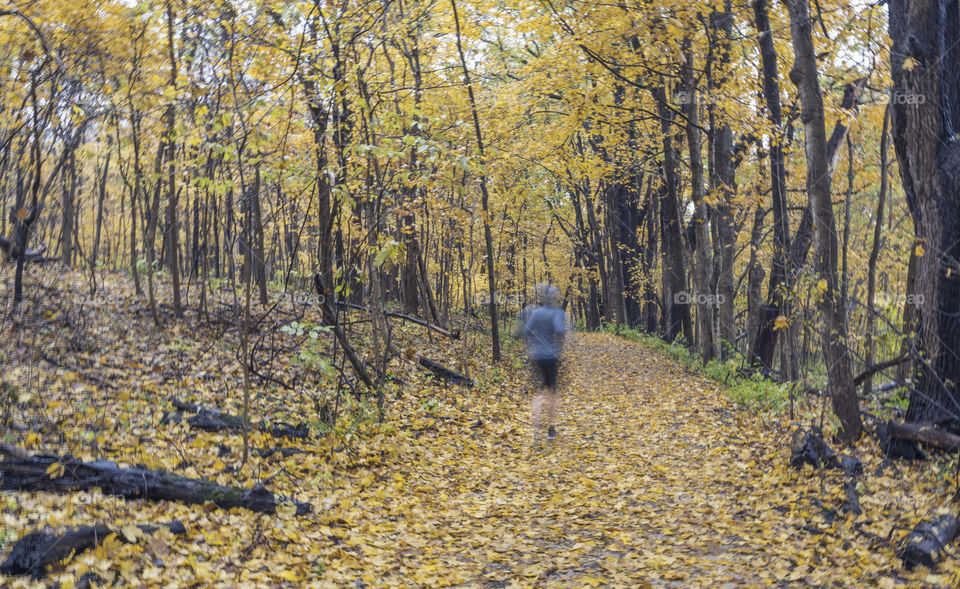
[[2, 271, 960, 587]]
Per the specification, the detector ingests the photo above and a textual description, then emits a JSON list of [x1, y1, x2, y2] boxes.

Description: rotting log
[[0, 442, 29, 459], [0, 236, 56, 264], [839, 455, 863, 515], [888, 421, 960, 451], [790, 430, 840, 469], [0, 521, 185, 578], [419, 357, 473, 386], [0, 452, 311, 516], [852, 355, 910, 386], [900, 513, 960, 569], [164, 400, 309, 439], [876, 421, 926, 460], [840, 455, 863, 478]]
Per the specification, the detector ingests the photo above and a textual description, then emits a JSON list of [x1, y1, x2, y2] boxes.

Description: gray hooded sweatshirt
[[523, 305, 566, 361]]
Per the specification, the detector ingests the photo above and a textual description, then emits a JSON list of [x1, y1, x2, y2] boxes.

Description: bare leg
[[545, 387, 558, 428], [531, 390, 545, 439]]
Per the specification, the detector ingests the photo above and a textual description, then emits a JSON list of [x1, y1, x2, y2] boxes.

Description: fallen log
[[164, 400, 309, 439], [0, 237, 56, 264], [790, 430, 840, 469], [888, 421, 960, 452], [189, 407, 245, 431], [334, 301, 460, 339], [900, 513, 960, 569], [876, 421, 926, 460], [0, 442, 29, 459], [853, 355, 910, 386], [419, 357, 473, 386], [0, 521, 186, 578], [0, 452, 311, 516], [840, 455, 863, 478]]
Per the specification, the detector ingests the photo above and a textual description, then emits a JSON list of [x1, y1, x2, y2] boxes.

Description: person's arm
[[555, 310, 566, 349], [522, 312, 535, 337]]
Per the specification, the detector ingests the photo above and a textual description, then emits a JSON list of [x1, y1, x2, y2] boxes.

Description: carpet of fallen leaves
[[2, 271, 960, 587]]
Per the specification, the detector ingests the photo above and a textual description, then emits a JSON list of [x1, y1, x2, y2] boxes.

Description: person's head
[[534, 282, 560, 307]]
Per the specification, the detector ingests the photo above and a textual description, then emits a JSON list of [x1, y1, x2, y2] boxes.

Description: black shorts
[[534, 359, 559, 389]]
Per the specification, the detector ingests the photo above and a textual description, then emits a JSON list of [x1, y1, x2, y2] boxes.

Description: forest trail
[[323, 332, 799, 587]]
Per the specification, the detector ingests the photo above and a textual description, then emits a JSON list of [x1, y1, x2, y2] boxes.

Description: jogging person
[[522, 283, 566, 441]]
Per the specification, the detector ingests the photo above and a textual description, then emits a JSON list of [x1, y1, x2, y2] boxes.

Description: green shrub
[[599, 324, 788, 412]]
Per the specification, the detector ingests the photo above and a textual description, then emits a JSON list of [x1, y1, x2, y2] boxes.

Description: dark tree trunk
[[863, 106, 891, 395], [746, 204, 766, 355], [252, 164, 267, 305], [618, 174, 647, 328], [889, 0, 960, 426], [654, 85, 693, 344], [164, 2, 182, 317], [710, 3, 739, 357], [784, 0, 862, 441], [452, 0, 500, 361], [682, 45, 715, 361], [61, 151, 76, 265], [643, 177, 659, 332], [90, 148, 112, 278], [750, 0, 794, 371]]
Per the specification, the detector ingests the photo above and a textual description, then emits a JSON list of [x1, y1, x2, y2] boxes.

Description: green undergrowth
[[600, 324, 790, 413]]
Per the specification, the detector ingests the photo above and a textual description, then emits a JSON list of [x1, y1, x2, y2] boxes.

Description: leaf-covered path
[[394, 331, 777, 587], [319, 332, 826, 587], [306, 331, 960, 587]]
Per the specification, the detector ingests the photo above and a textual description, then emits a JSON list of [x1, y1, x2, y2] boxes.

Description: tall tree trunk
[[129, 109, 143, 296], [451, 0, 500, 362], [92, 149, 112, 263], [164, 2, 182, 317], [784, 0, 861, 441], [863, 105, 891, 395], [841, 134, 854, 327], [654, 85, 693, 344], [13, 75, 44, 306], [643, 177, 659, 332], [252, 164, 268, 305], [682, 45, 715, 361], [61, 152, 76, 266], [889, 0, 960, 425], [746, 204, 766, 355], [750, 0, 794, 371], [89, 148, 112, 293], [710, 3, 739, 357], [302, 16, 334, 298]]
